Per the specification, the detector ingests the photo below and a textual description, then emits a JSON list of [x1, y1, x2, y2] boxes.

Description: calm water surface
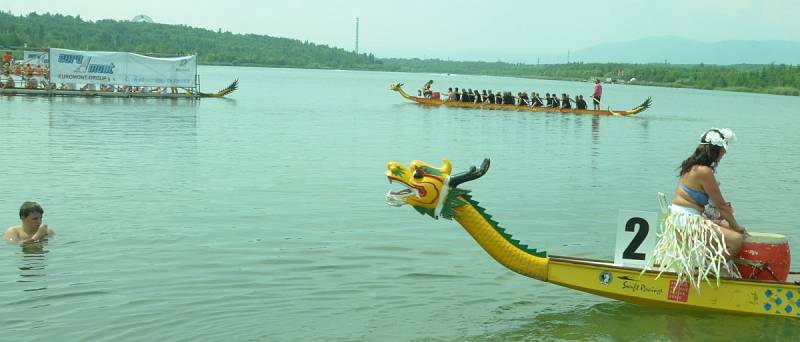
[[2, 66, 799, 341]]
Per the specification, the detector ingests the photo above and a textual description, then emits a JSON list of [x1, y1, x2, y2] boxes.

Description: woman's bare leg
[[718, 226, 744, 259]]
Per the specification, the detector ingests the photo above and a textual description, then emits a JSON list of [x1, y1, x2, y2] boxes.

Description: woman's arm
[[699, 168, 743, 232]]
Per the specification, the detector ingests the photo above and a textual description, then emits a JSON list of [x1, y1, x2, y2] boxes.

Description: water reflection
[[18, 242, 48, 292], [591, 115, 600, 172], [483, 301, 799, 341], [46, 97, 200, 131]]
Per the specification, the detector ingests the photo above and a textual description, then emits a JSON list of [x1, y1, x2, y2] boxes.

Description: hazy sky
[[4, 0, 800, 62]]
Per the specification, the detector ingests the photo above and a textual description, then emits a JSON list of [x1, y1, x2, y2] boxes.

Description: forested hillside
[[381, 59, 800, 96], [2, 12, 799, 96], [0, 12, 384, 69]]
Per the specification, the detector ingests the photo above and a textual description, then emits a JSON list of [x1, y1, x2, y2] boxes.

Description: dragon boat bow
[[385, 158, 800, 318], [390, 83, 651, 116]]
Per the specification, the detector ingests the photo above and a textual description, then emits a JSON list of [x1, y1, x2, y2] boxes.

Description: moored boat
[[384, 158, 800, 318], [0, 80, 238, 99], [390, 83, 651, 116], [1, 47, 237, 99]]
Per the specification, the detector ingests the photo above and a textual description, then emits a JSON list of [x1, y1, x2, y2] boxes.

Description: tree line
[[381, 59, 800, 96], [0, 12, 383, 69], [2, 12, 798, 96]]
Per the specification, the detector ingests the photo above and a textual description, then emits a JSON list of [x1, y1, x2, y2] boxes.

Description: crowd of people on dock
[[2, 50, 180, 94], [421, 79, 603, 110], [2, 50, 49, 90]]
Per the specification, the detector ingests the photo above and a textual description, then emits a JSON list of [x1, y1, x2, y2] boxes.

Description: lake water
[[2, 66, 799, 341]]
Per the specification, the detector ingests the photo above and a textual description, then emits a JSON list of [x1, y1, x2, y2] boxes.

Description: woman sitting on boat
[[652, 128, 746, 289], [422, 80, 433, 98]]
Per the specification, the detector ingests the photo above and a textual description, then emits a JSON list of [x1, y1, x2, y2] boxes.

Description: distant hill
[[0, 12, 385, 70], [570, 36, 800, 65]]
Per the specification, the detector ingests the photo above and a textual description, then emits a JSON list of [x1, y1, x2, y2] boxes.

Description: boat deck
[[1, 88, 199, 99]]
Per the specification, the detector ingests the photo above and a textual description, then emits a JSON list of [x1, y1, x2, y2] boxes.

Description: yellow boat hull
[[385, 158, 799, 319], [549, 256, 800, 318]]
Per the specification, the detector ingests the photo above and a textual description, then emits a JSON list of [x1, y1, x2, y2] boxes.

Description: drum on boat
[[736, 232, 790, 282]]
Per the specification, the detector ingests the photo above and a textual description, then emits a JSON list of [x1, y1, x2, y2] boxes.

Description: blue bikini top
[[680, 183, 709, 207]]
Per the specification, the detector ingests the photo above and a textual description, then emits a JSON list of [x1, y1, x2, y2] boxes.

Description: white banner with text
[[49, 48, 196, 87], [23, 50, 50, 66]]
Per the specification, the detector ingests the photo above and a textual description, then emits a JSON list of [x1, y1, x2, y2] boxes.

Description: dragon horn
[[449, 158, 490, 188]]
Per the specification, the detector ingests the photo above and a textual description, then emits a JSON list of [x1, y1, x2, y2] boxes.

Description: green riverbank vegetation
[[2, 12, 798, 96]]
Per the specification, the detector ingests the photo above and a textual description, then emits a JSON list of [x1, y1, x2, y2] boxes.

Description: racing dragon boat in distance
[[390, 83, 651, 116], [384, 158, 800, 318]]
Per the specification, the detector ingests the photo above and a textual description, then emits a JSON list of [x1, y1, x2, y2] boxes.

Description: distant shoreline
[[198, 62, 800, 97], [4, 12, 797, 98]]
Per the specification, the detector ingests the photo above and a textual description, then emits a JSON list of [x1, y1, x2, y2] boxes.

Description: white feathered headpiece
[[700, 128, 736, 150]]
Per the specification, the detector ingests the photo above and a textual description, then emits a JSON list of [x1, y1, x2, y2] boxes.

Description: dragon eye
[[413, 169, 424, 179]]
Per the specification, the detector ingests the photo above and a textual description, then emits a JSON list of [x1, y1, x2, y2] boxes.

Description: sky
[[4, 0, 800, 63]]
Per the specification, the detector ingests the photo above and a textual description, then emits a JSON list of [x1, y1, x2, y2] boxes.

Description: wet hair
[[19, 201, 43, 219], [679, 141, 724, 176]]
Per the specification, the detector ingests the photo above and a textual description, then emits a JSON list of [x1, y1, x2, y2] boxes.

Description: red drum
[[736, 232, 791, 282], [431, 92, 440, 100]]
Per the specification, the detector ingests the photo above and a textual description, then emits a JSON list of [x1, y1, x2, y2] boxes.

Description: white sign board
[[49, 48, 196, 87], [614, 210, 658, 269], [23, 50, 49, 66]]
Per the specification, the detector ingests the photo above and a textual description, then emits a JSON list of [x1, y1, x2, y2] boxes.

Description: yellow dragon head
[[385, 158, 490, 219]]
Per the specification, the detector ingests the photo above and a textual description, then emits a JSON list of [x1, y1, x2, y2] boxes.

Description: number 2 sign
[[614, 210, 658, 268]]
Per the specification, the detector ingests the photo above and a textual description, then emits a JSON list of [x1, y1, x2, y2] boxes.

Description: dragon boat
[[0, 80, 238, 99], [385, 158, 800, 318], [390, 83, 651, 116]]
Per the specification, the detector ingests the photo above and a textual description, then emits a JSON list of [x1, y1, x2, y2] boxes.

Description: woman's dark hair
[[679, 143, 723, 176], [679, 129, 728, 175], [19, 201, 43, 219]]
